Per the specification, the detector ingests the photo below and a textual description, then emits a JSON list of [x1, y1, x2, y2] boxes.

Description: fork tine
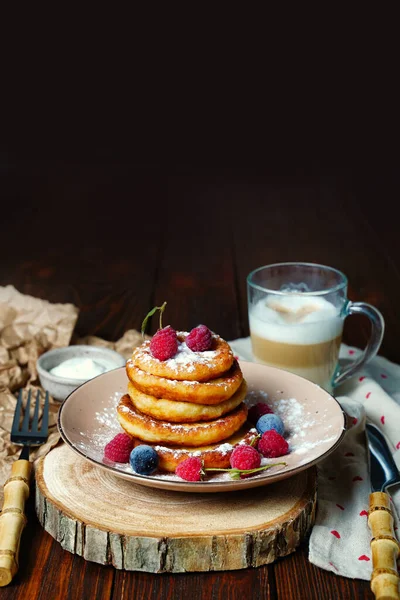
[[31, 390, 41, 434], [11, 389, 24, 435], [40, 391, 49, 436], [21, 389, 31, 433]]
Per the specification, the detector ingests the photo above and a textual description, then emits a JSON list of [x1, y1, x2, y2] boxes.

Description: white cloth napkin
[[228, 337, 400, 581]]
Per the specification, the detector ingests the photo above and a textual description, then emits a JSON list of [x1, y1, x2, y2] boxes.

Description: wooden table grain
[[1, 157, 396, 599]]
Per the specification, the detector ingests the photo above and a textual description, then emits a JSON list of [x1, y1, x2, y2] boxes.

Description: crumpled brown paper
[[0, 286, 80, 504], [0, 285, 147, 506], [0, 285, 79, 390], [76, 328, 149, 360]]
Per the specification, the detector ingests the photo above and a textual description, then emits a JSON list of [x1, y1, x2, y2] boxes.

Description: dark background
[[1, 31, 399, 347], [1, 29, 399, 600]]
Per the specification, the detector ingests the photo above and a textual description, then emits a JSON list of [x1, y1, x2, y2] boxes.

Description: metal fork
[[0, 389, 49, 587]]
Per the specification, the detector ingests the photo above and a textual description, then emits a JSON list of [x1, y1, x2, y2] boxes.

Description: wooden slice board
[[35, 444, 317, 573]]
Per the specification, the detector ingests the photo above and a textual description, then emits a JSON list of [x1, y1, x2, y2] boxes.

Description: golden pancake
[[126, 359, 243, 405], [127, 380, 247, 422], [131, 424, 259, 472], [129, 331, 234, 382], [117, 394, 248, 446]]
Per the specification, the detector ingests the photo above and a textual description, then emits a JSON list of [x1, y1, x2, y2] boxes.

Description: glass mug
[[247, 262, 385, 393]]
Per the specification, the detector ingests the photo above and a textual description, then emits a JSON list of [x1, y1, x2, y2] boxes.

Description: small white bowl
[[37, 345, 126, 401]]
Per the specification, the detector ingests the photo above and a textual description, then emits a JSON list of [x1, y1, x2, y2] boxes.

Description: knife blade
[[366, 422, 400, 600]]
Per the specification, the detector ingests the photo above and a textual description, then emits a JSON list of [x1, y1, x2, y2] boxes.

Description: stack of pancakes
[[117, 331, 257, 472]]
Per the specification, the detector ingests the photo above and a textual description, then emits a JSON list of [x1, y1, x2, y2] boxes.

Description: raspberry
[[104, 433, 134, 463], [150, 325, 178, 360], [248, 402, 273, 424], [186, 325, 213, 352], [129, 445, 159, 475], [256, 413, 285, 436], [258, 430, 289, 458], [175, 457, 204, 481], [230, 444, 261, 471]]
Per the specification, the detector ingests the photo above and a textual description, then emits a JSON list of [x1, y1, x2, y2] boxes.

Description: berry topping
[[129, 445, 159, 475], [230, 444, 261, 471], [248, 402, 273, 424], [150, 325, 178, 360], [104, 433, 135, 463], [256, 413, 285, 436], [258, 430, 289, 458], [186, 325, 213, 352], [175, 457, 204, 481]]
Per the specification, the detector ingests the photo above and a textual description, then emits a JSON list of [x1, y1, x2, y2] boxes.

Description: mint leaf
[[250, 434, 261, 447], [141, 301, 167, 336], [205, 462, 286, 479]]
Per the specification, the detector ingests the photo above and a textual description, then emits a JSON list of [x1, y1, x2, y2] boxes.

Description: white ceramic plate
[[58, 362, 346, 493]]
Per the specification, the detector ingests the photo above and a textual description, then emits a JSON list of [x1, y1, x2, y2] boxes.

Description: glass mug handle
[[333, 302, 385, 388]]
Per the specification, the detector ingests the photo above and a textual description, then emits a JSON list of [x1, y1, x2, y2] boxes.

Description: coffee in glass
[[247, 263, 384, 392]]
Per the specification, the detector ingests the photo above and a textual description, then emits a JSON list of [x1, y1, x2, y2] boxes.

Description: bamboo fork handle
[[368, 492, 400, 600], [0, 459, 31, 587]]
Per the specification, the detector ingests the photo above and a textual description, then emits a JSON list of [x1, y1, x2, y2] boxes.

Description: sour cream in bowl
[[37, 345, 126, 401]]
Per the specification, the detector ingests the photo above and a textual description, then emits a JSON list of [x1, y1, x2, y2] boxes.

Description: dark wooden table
[[1, 157, 398, 599]]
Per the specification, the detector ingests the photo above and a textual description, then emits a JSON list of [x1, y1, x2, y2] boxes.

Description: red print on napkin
[[344, 452, 354, 457], [359, 376, 366, 382], [381, 373, 387, 379], [366, 392, 371, 399], [352, 417, 358, 426], [336, 504, 345, 511], [349, 349, 355, 355], [396, 441, 400, 450], [360, 510, 368, 517], [358, 555, 370, 561], [331, 530, 341, 539], [353, 476, 363, 482], [380, 415, 385, 425]]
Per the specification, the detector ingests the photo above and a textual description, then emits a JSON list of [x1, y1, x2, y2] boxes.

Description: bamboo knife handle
[[0, 459, 31, 587], [368, 492, 400, 600]]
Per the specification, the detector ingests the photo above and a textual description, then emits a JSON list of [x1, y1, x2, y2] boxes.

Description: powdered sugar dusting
[[166, 340, 217, 367], [68, 376, 344, 487], [132, 332, 233, 376], [153, 439, 237, 460], [137, 336, 219, 370], [218, 443, 234, 453], [72, 390, 125, 459], [243, 388, 343, 463], [130, 364, 236, 388]]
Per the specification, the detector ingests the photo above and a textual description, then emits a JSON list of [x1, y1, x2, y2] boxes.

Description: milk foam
[[250, 295, 343, 344]]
